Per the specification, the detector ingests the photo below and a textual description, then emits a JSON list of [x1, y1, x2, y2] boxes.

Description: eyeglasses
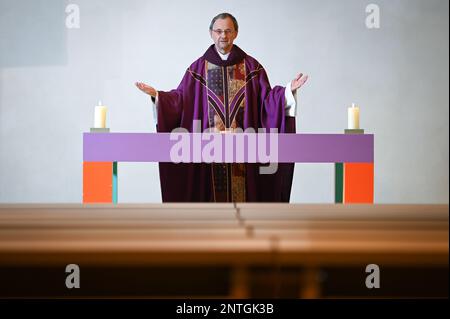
[[212, 29, 234, 36]]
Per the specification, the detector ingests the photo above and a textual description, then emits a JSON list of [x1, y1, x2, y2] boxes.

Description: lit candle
[[94, 101, 107, 128], [347, 103, 360, 129]]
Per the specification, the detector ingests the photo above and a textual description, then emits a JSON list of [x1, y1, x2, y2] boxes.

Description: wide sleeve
[[258, 68, 287, 133], [155, 70, 191, 133]]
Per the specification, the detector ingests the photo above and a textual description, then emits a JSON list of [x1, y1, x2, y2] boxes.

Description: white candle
[[347, 103, 360, 129], [94, 101, 107, 128]]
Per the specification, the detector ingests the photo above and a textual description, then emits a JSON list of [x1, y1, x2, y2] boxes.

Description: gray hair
[[209, 13, 239, 32]]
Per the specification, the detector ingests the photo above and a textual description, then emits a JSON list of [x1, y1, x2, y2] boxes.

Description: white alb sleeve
[[285, 81, 298, 117]]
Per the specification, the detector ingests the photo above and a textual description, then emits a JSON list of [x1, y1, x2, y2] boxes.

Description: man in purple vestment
[[136, 13, 308, 202]]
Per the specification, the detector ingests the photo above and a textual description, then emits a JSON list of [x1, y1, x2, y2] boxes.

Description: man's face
[[210, 17, 238, 54]]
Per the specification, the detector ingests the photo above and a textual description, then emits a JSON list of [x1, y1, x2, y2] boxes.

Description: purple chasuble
[[156, 44, 295, 202]]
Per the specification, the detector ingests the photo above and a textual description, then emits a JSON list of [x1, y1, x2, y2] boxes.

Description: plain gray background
[[0, 0, 448, 203]]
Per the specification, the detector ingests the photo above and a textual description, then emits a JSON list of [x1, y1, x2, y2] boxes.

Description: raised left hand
[[291, 73, 309, 91]]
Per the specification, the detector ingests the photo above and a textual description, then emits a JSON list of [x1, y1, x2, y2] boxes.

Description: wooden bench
[[0, 204, 447, 298]]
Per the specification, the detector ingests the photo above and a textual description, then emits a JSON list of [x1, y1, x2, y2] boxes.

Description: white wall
[[0, 0, 448, 203]]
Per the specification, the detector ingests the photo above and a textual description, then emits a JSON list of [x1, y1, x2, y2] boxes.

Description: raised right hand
[[135, 82, 157, 98]]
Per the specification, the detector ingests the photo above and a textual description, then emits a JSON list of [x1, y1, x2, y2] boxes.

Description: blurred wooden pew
[[0, 203, 447, 298]]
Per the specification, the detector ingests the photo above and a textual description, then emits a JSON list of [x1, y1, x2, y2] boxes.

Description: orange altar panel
[[343, 162, 374, 203], [83, 162, 113, 203]]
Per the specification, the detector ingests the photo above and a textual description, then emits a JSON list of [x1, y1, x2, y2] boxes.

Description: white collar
[[216, 47, 231, 60]]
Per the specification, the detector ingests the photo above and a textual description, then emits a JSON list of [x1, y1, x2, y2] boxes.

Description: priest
[[136, 12, 308, 202]]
